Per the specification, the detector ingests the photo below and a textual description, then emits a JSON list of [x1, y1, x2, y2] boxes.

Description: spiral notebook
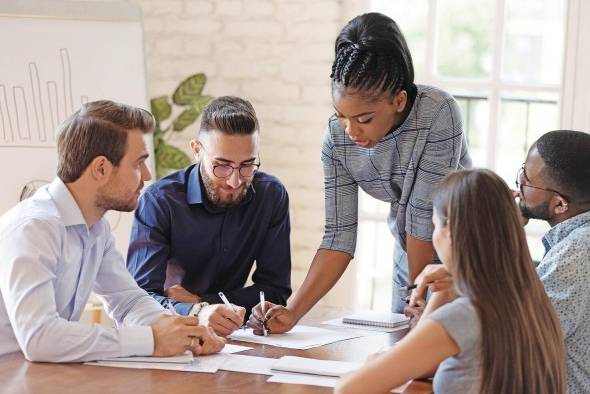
[[341, 311, 409, 328]]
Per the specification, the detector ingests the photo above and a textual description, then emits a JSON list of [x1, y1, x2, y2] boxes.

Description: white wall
[[114, 0, 370, 307]]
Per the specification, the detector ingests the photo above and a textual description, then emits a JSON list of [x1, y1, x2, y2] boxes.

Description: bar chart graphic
[[0, 48, 89, 147]]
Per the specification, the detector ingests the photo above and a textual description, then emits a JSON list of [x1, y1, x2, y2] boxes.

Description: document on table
[[84, 344, 252, 372], [271, 356, 362, 377], [228, 325, 361, 349], [84, 355, 225, 373], [267, 373, 412, 392], [321, 317, 409, 333], [219, 354, 278, 375]]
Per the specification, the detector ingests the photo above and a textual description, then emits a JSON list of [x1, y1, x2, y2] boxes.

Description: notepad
[[341, 311, 409, 329], [271, 356, 362, 377]]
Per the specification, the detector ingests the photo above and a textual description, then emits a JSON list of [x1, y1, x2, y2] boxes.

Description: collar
[[47, 177, 87, 227], [543, 210, 590, 252], [186, 164, 204, 205]]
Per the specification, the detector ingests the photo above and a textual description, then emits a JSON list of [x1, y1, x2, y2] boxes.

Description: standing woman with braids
[[248, 13, 471, 333], [336, 169, 566, 394]]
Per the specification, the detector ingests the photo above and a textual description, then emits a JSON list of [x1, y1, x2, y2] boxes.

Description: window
[[355, 0, 568, 310]]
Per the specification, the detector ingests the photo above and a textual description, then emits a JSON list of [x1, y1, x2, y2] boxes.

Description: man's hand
[[197, 304, 246, 337], [164, 285, 200, 303], [409, 264, 455, 307], [151, 314, 226, 356], [247, 302, 297, 335]]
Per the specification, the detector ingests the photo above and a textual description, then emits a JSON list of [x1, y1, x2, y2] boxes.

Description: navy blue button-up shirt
[[127, 164, 292, 315]]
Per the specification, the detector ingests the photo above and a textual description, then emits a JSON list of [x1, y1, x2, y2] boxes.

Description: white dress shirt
[[0, 178, 166, 362]]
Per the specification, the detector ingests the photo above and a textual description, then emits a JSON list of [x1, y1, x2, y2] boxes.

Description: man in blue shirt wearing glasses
[[127, 96, 292, 337]]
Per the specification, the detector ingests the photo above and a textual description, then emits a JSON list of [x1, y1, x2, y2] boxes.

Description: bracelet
[[189, 301, 209, 317]]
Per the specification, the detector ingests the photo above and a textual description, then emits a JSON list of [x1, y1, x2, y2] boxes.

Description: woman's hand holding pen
[[409, 264, 455, 307], [247, 302, 297, 336]]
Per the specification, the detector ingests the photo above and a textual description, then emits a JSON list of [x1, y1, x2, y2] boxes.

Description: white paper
[[96, 352, 194, 364], [268, 373, 412, 392], [91, 343, 250, 365], [84, 355, 225, 373], [322, 317, 409, 333], [272, 356, 362, 377], [219, 354, 278, 375], [268, 373, 339, 388], [229, 325, 361, 349], [220, 343, 252, 354]]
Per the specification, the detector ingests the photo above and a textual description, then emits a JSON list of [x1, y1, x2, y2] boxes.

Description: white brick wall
[[117, 0, 368, 306]]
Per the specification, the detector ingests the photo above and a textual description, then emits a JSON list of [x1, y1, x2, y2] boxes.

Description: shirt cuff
[[173, 302, 194, 316], [119, 325, 154, 357]]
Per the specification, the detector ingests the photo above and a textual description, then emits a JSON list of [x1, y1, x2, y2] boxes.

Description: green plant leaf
[[172, 73, 207, 106], [150, 96, 172, 123], [155, 143, 192, 179], [172, 95, 213, 132], [172, 107, 200, 132]]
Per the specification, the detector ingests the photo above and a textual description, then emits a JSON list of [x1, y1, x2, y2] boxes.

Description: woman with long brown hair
[[336, 169, 566, 394]]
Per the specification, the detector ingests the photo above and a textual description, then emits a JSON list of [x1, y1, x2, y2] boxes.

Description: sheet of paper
[[220, 343, 252, 354], [91, 343, 250, 365], [268, 373, 412, 392], [229, 325, 361, 349], [219, 354, 278, 375], [322, 317, 409, 333], [268, 373, 339, 388], [84, 355, 225, 373], [96, 352, 194, 364], [271, 356, 362, 377]]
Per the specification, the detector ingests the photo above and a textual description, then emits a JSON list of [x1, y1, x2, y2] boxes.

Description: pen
[[399, 281, 435, 292], [218, 292, 237, 312], [260, 291, 268, 336], [219, 291, 247, 330]]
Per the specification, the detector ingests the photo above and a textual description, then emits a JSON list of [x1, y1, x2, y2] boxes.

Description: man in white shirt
[[0, 100, 225, 362]]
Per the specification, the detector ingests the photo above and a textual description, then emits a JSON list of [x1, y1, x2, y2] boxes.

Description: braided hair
[[331, 13, 417, 101]]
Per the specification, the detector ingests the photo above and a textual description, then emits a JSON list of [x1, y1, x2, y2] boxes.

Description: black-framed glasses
[[515, 164, 567, 200], [199, 143, 261, 179]]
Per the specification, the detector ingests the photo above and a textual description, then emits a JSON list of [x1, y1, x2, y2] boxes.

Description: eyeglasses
[[199, 143, 261, 179], [515, 164, 567, 200]]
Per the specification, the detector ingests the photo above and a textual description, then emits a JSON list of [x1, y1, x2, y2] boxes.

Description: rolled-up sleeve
[[319, 125, 359, 256], [407, 98, 465, 240]]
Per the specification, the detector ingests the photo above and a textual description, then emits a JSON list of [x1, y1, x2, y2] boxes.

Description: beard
[[519, 199, 552, 221], [201, 166, 250, 208], [96, 180, 142, 213]]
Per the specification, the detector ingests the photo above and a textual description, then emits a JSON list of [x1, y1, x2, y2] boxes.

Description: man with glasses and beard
[[515, 129, 590, 394], [127, 96, 292, 337]]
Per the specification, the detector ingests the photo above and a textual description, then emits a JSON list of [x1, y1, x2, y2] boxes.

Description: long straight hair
[[433, 169, 566, 394]]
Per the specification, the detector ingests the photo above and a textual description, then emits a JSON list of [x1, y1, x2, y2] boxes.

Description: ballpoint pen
[[218, 291, 247, 330], [260, 291, 268, 336]]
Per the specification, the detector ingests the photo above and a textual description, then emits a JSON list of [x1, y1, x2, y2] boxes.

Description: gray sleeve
[[428, 297, 480, 355], [407, 97, 465, 240], [319, 121, 358, 256]]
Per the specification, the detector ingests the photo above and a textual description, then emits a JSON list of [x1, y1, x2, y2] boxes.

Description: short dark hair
[[199, 96, 259, 136], [57, 100, 154, 183], [536, 130, 590, 203], [330, 12, 416, 100]]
